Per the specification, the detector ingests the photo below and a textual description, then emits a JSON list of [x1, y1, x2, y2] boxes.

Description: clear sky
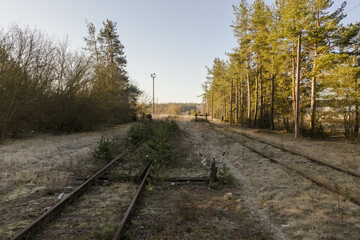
[[0, 0, 359, 103]]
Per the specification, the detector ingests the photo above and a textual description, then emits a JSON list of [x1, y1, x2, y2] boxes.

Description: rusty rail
[[223, 133, 360, 206], [212, 122, 360, 179], [112, 162, 152, 240], [158, 176, 209, 182], [11, 142, 141, 240]]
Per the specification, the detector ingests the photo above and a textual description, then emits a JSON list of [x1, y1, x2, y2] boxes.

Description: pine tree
[[84, 19, 139, 123], [305, 0, 347, 135], [249, 0, 271, 128], [233, 0, 252, 127]]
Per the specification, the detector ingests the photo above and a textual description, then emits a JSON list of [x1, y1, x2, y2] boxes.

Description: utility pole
[[230, 78, 233, 125], [151, 73, 156, 115], [295, 33, 301, 138]]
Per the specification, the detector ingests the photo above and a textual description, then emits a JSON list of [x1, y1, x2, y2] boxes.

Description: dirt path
[[126, 119, 273, 239], [200, 120, 360, 239]]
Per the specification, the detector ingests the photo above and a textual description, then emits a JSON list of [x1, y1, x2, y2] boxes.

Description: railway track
[[211, 123, 360, 206], [223, 124, 360, 178], [11, 142, 152, 240]]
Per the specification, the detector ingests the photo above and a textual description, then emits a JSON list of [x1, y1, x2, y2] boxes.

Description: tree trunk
[[224, 97, 226, 120], [311, 46, 317, 135], [236, 81, 239, 124], [259, 66, 263, 128], [211, 89, 214, 121], [311, 10, 320, 136], [291, 42, 296, 127], [246, 59, 251, 127], [354, 44, 359, 135], [253, 66, 259, 127], [355, 106, 359, 135], [230, 78, 233, 125], [270, 74, 275, 130], [240, 81, 244, 124], [295, 33, 301, 138], [270, 56, 275, 130]]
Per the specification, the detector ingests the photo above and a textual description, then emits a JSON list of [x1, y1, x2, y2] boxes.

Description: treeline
[[204, 0, 359, 138], [151, 103, 200, 115], [0, 20, 140, 141]]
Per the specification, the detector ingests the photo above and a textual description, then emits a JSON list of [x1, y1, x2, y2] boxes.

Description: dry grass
[[0, 124, 130, 187], [125, 119, 272, 239], [126, 184, 271, 240], [32, 182, 137, 240], [223, 123, 360, 174], [0, 123, 131, 240], [178, 117, 360, 239], [215, 124, 360, 214], [162, 123, 209, 178]]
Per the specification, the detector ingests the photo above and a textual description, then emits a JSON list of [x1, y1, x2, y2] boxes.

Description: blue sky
[[0, 0, 359, 103]]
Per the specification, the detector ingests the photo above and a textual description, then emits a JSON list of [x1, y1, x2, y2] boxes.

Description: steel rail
[[112, 161, 152, 240], [212, 122, 360, 179], [137, 161, 152, 183], [158, 176, 209, 182], [11, 141, 141, 240], [222, 133, 360, 206]]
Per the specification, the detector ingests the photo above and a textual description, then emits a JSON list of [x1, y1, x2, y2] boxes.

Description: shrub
[[127, 121, 153, 144], [218, 164, 235, 185], [300, 123, 328, 139], [148, 120, 179, 175], [146, 113, 152, 120], [127, 120, 179, 176], [93, 136, 114, 162]]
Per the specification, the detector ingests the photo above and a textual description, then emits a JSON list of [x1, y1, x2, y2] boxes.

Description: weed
[[93, 136, 114, 162], [300, 123, 328, 139], [175, 192, 198, 221], [280, 144, 285, 151], [127, 121, 153, 144], [44, 187, 56, 196], [218, 164, 235, 185], [127, 120, 179, 177], [92, 211, 116, 239], [148, 120, 179, 176], [343, 187, 352, 200]]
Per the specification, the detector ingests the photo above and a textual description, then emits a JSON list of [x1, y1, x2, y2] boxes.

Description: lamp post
[[151, 73, 156, 115]]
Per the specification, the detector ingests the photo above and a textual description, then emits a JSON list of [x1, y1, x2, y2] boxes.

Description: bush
[[93, 136, 114, 162], [0, 23, 140, 141], [218, 164, 235, 185], [148, 120, 179, 175], [300, 123, 328, 139], [127, 120, 179, 176], [146, 113, 152, 120], [127, 121, 153, 144]]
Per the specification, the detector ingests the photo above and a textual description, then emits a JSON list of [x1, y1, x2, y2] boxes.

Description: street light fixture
[[151, 73, 156, 115]]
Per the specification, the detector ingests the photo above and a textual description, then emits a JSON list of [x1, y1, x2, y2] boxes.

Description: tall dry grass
[[0, 124, 130, 189]]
